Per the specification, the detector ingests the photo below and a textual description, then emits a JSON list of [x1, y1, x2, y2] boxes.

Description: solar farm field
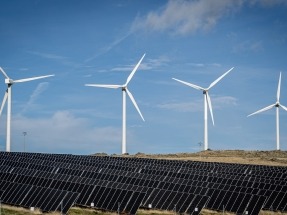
[[0, 150, 286, 215]]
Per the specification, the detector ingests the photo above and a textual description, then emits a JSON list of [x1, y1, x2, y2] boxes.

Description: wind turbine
[[248, 72, 287, 150], [172, 67, 234, 151], [0, 67, 54, 152], [85, 54, 145, 154]]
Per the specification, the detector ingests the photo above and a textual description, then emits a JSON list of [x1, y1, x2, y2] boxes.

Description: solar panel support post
[[118, 202, 121, 215], [174, 204, 176, 215], [223, 205, 225, 215], [61, 200, 63, 215]]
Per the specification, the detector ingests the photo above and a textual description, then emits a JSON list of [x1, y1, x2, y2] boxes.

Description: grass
[[2, 206, 287, 215], [128, 150, 287, 166]]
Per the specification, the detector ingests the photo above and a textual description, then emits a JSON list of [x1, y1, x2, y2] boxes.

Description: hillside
[[125, 150, 287, 166]]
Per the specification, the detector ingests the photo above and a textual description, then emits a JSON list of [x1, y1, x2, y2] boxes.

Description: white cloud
[[249, 0, 287, 7], [131, 0, 242, 35], [187, 63, 205, 67], [111, 66, 134, 72], [111, 56, 170, 72], [212, 96, 238, 109], [131, 0, 287, 36], [232, 40, 264, 53], [8, 110, 122, 154], [27, 51, 67, 60], [157, 96, 237, 112], [210, 63, 222, 67], [145, 56, 170, 69], [157, 100, 201, 112], [27, 51, 79, 67], [19, 68, 29, 71]]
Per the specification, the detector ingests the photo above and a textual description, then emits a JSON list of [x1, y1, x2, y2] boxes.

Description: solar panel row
[[0, 151, 286, 214], [0, 181, 79, 213]]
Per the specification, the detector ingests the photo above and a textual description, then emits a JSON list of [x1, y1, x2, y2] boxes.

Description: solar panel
[[276, 191, 287, 211], [125, 191, 146, 215], [244, 195, 266, 215], [187, 195, 209, 215], [0, 151, 286, 214], [165, 192, 183, 211], [105, 189, 122, 210]]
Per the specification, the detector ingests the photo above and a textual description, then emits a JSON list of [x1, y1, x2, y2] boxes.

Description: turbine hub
[[5, 79, 13, 84], [203, 90, 207, 94], [122, 87, 126, 91], [275, 103, 280, 107]]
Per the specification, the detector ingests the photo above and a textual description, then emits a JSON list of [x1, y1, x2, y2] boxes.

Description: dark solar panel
[[223, 191, 239, 212], [125, 191, 146, 215], [187, 195, 209, 215], [244, 195, 266, 215], [0, 151, 286, 214]]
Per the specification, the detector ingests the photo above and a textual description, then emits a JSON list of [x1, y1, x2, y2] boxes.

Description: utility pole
[[23, 131, 27, 152], [198, 142, 203, 160]]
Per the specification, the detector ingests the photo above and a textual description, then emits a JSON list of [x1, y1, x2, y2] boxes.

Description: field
[[1, 204, 287, 215], [129, 150, 287, 166], [1, 150, 287, 214]]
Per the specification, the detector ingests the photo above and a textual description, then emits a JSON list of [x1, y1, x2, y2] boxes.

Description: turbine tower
[[172, 67, 234, 151], [85, 54, 145, 154], [248, 72, 287, 150], [0, 67, 54, 152]]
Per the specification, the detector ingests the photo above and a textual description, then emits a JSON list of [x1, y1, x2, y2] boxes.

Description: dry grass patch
[[1, 204, 43, 214], [131, 150, 287, 166]]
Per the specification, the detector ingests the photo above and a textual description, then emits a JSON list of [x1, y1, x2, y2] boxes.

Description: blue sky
[[0, 0, 287, 154]]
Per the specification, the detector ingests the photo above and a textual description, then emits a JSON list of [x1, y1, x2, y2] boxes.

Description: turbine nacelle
[[5, 79, 13, 84]]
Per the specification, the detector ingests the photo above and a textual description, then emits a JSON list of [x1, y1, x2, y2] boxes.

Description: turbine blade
[[0, 67, 10, 79], [85, 84, 122, 89], [126, 88, 145, 121], [0, 90, 8, 117], [280, 104, 287, 112], [247, 104, 275, 117], [172, 78, 205, 91], [208, 67, 234, 89], [13, 74, 54, 83], [125, 53, 146, 86], [206, 92, 214, 125], [277, 72, 281, 102]]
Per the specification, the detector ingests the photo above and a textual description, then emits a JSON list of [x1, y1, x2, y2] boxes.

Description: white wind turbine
[[248, 72, 287, 150], [85, 54, 145, 154], [0, 67, 54, 152], [172, 67, 234, 151]]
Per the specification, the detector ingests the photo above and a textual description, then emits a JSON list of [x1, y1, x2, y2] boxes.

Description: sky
[[0, 0, 287, 155]]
